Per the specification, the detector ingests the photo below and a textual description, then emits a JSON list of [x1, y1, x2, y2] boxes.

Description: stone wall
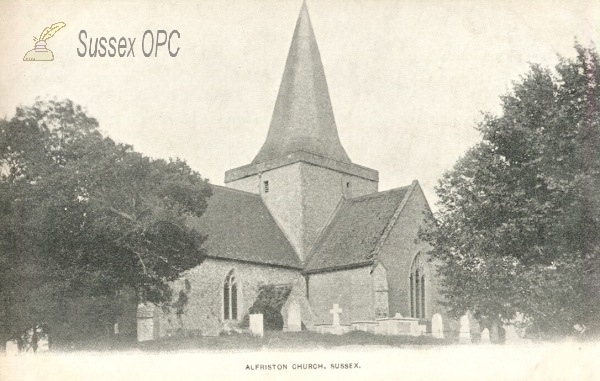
[[161, 258, 302, 336], [226, 161, 378, 263], [300, 163, 377, 258], [259, 163, 305, 260], [260, 162, 377, 261], [308, 266, 374, 325], [371, 262, 389, 318], [377, 183, 442, 320], [226, 174, 259, 194]]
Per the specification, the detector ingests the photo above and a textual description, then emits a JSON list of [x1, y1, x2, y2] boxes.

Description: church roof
[[189, 185, 301, 269], [252, 1, 351, 165], [304, 184, 414, 273]]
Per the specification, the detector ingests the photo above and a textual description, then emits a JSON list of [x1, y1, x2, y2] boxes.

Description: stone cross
[[329, 304, 343, 326]]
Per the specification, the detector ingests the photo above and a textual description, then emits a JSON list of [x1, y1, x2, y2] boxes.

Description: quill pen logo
[[23, 22, 66, 61]]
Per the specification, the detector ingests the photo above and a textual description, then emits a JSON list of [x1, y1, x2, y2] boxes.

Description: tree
[[0, 99, 212, 348], [423, 44, 599, 338]]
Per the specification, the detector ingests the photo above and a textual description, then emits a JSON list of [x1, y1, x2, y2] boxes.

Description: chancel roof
[[189, 185, 301, 269], [304, 185, 414, 273]]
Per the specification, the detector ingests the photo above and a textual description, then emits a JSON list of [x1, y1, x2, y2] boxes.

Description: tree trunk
[[47, 331, 53, 352], [31, 327, 38, 353], [16, 335, 25, 352]]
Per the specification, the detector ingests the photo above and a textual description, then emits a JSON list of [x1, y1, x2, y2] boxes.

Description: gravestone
[[249, 314, 264, 337], [432, 313, 444, 339], [490, 322, 499, 344], [287, 300, 301, 332], [329, 304, 343, 326], [5, 340, 19, 355], [37, 335, 49, 353], [458, 313, 471, 344], [137, 303, 158, 341], [480, 328, 491, 344], [470, 317, 481, 342], [504, 324, 532, 344], [137, 318, 155, 341]]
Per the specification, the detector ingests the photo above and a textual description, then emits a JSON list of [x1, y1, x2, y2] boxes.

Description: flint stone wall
[[160, 258, 302, 336]]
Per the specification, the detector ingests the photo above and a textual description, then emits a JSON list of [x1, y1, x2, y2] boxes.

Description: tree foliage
[[0, 99, 212, 346], [424, 44, 599, 337], [241, 284, 292, 331]]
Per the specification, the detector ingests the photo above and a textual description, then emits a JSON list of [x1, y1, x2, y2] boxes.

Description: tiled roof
[[304, 185, 413, 273], [189, 185, 301, 269]]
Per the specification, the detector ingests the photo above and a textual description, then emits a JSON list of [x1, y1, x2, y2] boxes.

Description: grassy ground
[[54, 330, 455, 353]]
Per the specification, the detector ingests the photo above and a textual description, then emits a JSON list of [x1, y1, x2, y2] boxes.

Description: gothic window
[[410, 253, 427, 319], [223, 270, 240, 320]]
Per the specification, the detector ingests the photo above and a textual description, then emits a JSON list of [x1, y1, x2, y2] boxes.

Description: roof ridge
[[260, 194, 302, 262], [367, 180, 419, 261], [348, 184, 412, 202], [197, 185, 301, 268], [205, 255, 302, 270], [211, 184, 261, 198], [303, 195, 347, 268]]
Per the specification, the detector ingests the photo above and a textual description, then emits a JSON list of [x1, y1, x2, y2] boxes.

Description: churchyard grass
[[51, 331, 454, 353]]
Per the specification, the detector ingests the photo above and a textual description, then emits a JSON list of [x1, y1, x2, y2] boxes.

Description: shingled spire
[[252, 1, 351, 164]]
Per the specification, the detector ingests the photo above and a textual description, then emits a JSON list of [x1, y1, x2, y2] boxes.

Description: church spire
[[252, 1, 351, 164]]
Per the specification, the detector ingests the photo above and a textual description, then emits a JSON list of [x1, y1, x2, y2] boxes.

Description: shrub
[[241, 284, 292, 330]]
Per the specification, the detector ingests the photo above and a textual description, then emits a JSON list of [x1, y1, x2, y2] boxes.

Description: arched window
[[223, 271, 240, 320], [410, 253, 427, 318]]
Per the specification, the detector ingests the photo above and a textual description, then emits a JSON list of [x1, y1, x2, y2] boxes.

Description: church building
[[137, 2, 445, 339]]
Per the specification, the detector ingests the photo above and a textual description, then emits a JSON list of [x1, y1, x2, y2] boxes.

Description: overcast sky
[[1, 0, 598, 208]]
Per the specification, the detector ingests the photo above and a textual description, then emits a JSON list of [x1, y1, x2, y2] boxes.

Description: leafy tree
[[424, 44, 599, 338], [0, 99, 212, 349]]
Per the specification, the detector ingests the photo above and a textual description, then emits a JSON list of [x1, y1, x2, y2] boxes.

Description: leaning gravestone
[[458, 313, 471, 344], [250, 314, 264, 337], [480, 328, 491, 344]]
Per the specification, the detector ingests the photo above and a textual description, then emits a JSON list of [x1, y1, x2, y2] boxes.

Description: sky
[[1, 0, 599, 208]]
